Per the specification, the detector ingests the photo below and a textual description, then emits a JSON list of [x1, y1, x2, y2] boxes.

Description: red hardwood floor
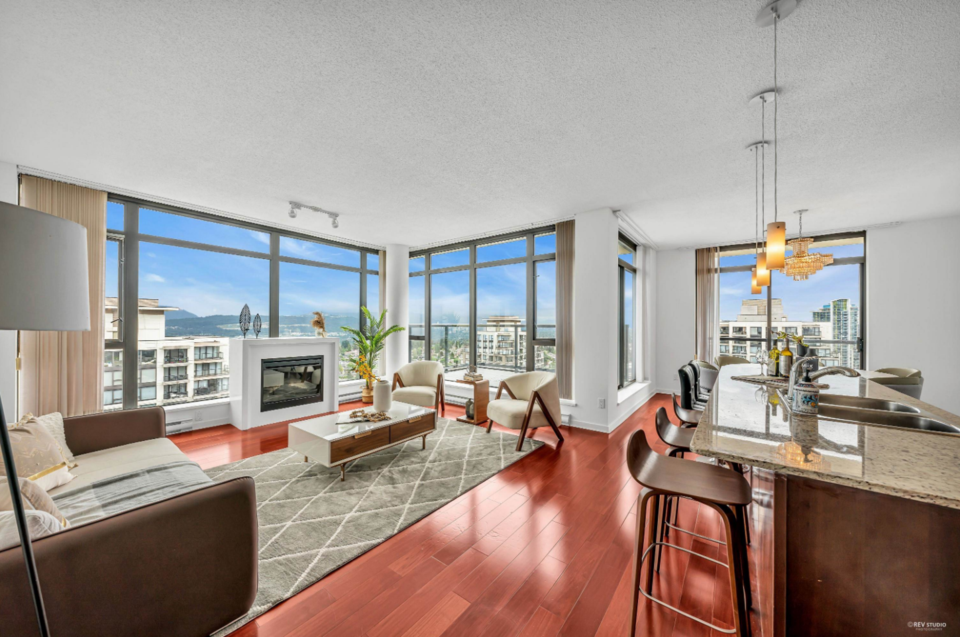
[[169, 395, 774, 637]]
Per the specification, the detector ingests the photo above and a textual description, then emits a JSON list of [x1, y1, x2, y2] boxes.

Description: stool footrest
[[638, 542, 736, 634]]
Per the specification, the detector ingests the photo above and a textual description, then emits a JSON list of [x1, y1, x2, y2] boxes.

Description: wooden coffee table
[[288, 402, 436, 481]]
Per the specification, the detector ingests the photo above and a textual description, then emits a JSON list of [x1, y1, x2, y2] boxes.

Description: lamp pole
[[0, 395, 51, 636]]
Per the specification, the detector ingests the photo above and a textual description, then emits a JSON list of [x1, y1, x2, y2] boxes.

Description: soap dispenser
[[792, 363, 820, 415]]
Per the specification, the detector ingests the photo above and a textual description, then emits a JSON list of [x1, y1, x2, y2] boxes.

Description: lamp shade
[[756, 251, 770, 286], [0, 201, 90, 331], [751, 267, 761, 294], [765, 221, 786, 270]]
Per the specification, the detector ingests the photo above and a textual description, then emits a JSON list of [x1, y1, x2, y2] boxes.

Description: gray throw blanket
[[53, 461, 213, 526]]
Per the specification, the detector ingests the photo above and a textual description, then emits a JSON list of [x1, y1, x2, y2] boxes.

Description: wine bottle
[[779, 335, 793, 378], [768, 339, 780, 378]]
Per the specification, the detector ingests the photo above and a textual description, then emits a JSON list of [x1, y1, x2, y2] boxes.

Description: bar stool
[[672, 393, 701, 428], [655, 407, 751, 552], [627, 430, 753, 637]]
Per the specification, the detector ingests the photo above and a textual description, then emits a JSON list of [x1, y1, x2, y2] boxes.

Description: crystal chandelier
[[783, 209, 833, 281], [775, 439, 830, 472]]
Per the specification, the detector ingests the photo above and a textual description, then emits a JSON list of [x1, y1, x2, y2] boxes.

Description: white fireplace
[[229, 337, 340, 430]]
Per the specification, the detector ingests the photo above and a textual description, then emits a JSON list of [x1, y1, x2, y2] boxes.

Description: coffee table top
[[289, 401, 434, 442]]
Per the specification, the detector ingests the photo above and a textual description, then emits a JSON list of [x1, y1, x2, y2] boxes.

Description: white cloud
[[145, 273, 165, 283]]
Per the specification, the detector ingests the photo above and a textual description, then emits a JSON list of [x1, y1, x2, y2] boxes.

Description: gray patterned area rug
[[205, 417, 544, 636]]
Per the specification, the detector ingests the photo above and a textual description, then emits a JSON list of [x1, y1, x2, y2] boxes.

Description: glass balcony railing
[[410, 323, 556, 377]]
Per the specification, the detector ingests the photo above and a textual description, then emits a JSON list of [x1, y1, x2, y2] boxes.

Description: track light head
[[289, 201, 341, 229]]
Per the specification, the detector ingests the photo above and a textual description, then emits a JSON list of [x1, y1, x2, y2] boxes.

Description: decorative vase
[[373, 380, 392, 412], [315, 328, 326, 337], [361, 384, 373, 404], [465, 398, 475, 421]]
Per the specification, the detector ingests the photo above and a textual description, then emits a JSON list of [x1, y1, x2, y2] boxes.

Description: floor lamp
[[0, 201, 92, 637]]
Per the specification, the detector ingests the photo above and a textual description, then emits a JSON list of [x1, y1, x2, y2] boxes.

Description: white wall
[[867, 215, 960, 415], [560, 209, 658, 432], [0, 161, 18, 419], [654, 249, 696, 393]]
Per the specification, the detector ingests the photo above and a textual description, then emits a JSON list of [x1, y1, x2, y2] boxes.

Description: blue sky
[[108, 203, 375, 318], [107, 204, 555, 328], [719, 243, 863, 321]]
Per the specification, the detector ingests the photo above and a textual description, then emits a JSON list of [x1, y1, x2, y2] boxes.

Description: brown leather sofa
[[0, 408, 258, 637]]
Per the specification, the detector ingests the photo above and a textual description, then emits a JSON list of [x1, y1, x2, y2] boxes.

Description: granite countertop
[[690, 364, 960, 510]]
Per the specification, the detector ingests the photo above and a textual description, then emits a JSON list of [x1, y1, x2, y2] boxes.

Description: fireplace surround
[[229, 337, 339, 430]]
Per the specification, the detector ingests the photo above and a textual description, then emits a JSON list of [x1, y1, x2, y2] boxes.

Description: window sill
[[617, 381, 650, 406]]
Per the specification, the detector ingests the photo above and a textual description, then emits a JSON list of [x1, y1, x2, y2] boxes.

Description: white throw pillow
[[31, 413, 76, 464], [0, 510, 63, 552]]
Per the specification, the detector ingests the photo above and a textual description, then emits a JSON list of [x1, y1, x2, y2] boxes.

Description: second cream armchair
[[487, 371, 564, 451], [392, 360, 446, 415]]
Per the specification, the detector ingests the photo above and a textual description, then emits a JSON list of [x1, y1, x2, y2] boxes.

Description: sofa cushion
[[1, 477, 68, 527], [392, 386, 437, 408], [49, 438, 189, 497], [488, 398, 549, 430], [3, 417, 75, 492], [0, 510, 62, 552]]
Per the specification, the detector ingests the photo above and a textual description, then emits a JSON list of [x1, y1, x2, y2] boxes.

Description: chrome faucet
[[788, 357, 859, 400]]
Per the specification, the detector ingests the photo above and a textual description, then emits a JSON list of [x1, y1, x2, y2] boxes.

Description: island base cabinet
[[774, 475, 960, 637]]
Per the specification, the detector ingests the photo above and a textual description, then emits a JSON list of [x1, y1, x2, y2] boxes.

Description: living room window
[[105, 196, 379, 412], [618, 235, 637, 388], [409, 227, 557, 384]]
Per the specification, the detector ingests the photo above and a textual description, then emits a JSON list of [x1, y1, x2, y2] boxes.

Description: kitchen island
[[691, 364, 960, 637]]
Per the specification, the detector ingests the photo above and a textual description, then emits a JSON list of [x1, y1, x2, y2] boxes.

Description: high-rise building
[[103, 298, 231, 410]]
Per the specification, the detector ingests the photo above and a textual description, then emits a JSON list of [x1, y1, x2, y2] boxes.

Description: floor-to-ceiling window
[[618, 235, 637, 388], [409, 228, 557, 384], [105, 196, 379, 412], [718, 233, 866, 368]]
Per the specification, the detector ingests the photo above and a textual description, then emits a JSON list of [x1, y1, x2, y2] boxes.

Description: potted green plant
[[791, 333, 809, 357], [341, 308, 405, 403]]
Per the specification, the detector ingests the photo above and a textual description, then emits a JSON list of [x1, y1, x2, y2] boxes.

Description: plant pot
[[315, 328, 326, 337], [373, 380, 392, 412], [361, 385, 373, 404]]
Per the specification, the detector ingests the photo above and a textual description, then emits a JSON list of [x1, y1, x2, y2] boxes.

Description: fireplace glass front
[[261, 355, 324, 412]]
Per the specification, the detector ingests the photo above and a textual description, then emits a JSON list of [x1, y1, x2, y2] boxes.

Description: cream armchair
[[392, 360, 445, 415], [487, 371, 564, 451]]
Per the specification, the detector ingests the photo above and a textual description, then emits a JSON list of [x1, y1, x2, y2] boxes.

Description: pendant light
[[783, 209, 834, 280], [750, 90, 775, 287], [757, 0, 797, 271], [747, 140, 768, 293]]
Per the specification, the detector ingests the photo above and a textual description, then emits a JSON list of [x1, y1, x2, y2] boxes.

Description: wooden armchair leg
[[515, 417, 531, 452], [486, 420, 494, 433]]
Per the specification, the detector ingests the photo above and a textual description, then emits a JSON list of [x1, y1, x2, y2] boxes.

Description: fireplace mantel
[[228, 337, 340, 430]]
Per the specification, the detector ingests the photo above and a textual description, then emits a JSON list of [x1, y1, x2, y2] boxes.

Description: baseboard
[[608, 384, 657, 432], [567, 418, 611, 433]]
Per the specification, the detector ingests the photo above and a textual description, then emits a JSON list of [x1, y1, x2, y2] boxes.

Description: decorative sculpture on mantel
[[253, 313, 262, 338], [312, 311, 326, 337], [239, 304, 252, 338]]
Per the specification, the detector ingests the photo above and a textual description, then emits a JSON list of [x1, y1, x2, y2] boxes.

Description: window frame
[[717, 230, 867, 368], [618, 234, 638, 389], [107, 195, 379, 411], [409, 227, 557, 375]]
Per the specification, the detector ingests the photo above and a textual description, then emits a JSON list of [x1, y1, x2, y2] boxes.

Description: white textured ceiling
[[1, 0, 958, 249]]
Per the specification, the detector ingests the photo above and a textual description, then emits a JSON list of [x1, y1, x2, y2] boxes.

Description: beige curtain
[[556, 220, 575, 399], [378, 249, 387, 375], [695, 247, 720, 364], [19, 176, 106, 417]]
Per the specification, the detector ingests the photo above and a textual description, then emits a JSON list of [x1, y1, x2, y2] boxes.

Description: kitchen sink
[[818, 404, 960, 435], [818, 394, 920, 414]]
